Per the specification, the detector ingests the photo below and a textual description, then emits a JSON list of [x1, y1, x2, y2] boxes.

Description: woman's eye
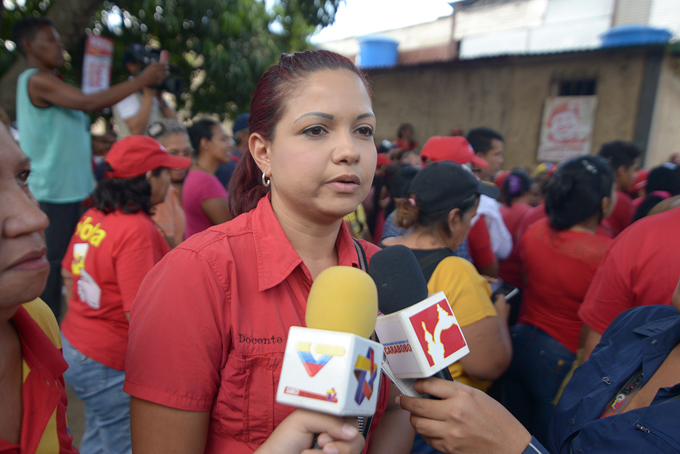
[[356, 126, 374, 137], [18, 170, 30, 184], [304, 126, 326, 137]]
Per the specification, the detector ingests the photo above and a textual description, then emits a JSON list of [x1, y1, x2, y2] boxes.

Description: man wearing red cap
[[59, 135, 190, 454]]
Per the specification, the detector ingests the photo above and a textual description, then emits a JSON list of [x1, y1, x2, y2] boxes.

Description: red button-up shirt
[[125, 196, 389, 453]]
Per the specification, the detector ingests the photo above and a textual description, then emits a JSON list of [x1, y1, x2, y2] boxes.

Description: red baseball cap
[[420, 136, 488, 168], [104, 135, 191, 179]]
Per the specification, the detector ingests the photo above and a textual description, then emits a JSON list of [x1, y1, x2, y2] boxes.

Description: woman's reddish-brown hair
[[228, 50, 371, 217]]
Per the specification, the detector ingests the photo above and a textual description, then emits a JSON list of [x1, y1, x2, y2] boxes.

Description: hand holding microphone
[[396, 378, 532, 454], [254, 409, 364, 454]]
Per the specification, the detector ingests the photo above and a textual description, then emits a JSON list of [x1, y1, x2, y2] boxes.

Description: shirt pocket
[[242, 354, 284, 446]]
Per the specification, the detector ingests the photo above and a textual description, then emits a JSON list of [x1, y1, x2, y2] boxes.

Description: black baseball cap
[[408, 161, 499, 213]]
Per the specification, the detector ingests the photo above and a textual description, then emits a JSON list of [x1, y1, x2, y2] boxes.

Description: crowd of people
[[2, 14, 680, 454]]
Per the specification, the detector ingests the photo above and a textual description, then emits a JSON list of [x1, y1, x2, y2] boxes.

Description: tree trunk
[[0, 0, 104, 120]]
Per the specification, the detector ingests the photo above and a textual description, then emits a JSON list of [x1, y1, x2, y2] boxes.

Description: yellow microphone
[[277, 266, 383, 417], [305, 266, 378, 339]]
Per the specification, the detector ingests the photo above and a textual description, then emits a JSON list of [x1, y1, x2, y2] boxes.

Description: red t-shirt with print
[[61, 208, 170, 371]]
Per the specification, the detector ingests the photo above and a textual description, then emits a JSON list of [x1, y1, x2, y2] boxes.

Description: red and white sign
[[375, 291, 469, 379], [409, 299, 466, 367], [537, 96, 598, 163], [82, 34, 114, 94]]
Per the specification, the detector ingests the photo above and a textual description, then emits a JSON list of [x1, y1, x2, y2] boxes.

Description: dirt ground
[[66, 384, 85, 448]]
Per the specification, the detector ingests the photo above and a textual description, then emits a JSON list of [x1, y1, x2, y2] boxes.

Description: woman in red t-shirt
[[502, 156, 615, 446], [60, 136, 190, 453]]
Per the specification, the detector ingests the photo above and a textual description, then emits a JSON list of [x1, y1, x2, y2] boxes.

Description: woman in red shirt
[[502, 156, 615, 446], [125, 50, 413, 454], [60, 136, 190, 453], [393, 123, 417, 152]]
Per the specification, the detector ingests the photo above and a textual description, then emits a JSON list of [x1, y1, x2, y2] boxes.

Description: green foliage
[[1, 0, 343, 119]]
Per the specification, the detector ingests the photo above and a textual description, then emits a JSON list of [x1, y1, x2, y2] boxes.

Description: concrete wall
[[367, 48, 649, 168], [317, 16, 454, 62], [456, 0, 615, 58], [646, 52, 680, 167]]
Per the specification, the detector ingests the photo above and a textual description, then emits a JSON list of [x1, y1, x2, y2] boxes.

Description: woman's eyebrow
[[294, 112, 334, 123], [357, 113, 375, 120]]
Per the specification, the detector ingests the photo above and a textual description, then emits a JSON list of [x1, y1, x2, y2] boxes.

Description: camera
[[123, 44, 185, 98]]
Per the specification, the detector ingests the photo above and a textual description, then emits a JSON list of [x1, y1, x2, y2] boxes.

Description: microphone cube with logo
[[276, 326, 384, 416], [375, 291, 469, 379]]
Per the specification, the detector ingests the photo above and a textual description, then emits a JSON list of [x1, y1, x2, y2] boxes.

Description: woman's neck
[[271, 198, 344, 280], [570, 213, 599, 234], [384, 226, 447, 250], [193, 154, 219, 175]]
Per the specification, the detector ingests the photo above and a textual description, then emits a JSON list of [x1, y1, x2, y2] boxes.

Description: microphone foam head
[[305, 266, 378, 338], [368, 245, 429, 314]]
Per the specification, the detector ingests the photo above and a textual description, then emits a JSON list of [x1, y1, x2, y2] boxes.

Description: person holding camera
[[11, 18, 169, 319], [112, 43, 178, 138]]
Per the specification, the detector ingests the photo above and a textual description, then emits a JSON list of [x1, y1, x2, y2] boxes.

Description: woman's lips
[[10, 249, 49, 271], [328, 175, 361, 193]]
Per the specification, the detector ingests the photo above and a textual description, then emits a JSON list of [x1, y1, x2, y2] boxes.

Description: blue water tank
[[600, 24, 672, 48], [356, 36, 399, 69]]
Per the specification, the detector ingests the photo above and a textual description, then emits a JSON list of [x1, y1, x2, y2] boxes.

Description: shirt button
[[569, 418, 575, 426], [650, 339, 658, 345], [577, 448, 583, 453]]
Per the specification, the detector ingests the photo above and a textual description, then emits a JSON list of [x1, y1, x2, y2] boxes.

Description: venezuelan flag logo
[[295, 341, 346, 377], [354, 347, 377, 404]]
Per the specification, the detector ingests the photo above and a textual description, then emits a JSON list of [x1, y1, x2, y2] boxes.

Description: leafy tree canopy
[[1, 0, 342, 119]]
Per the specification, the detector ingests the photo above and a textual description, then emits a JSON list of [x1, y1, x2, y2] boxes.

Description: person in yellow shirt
[[0, 123, 78, 452]]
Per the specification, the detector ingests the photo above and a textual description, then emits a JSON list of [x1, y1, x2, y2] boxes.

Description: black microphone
[[369, 245, 455, 385]]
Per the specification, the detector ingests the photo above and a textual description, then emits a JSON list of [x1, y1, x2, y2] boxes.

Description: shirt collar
[[633, 311, 680, 349], [251, 195, 360, 292], [12, 306, 68, 381]]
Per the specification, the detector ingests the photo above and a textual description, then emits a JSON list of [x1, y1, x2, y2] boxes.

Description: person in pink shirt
[[183, 119, 232, 238]]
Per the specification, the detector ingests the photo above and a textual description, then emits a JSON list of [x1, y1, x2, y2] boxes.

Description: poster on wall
[[82, 34, 115, 94], [537, 96, 598, 162]]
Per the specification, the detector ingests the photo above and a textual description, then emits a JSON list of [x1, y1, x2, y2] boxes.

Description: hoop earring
[[262, 172, 271, 187]]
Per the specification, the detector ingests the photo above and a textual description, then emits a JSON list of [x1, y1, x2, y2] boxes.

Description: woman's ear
[[447, 208, 462, 230], [249, 132, 271, 177], [199, 136, 210, 152]]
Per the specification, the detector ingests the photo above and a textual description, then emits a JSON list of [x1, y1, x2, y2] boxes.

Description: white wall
[[458, 0, 616, 58]]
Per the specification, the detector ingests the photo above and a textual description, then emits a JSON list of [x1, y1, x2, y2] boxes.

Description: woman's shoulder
[[21, 298, 61, 349], [175, 210, 256, 259], [431, 255, 478, 281]]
